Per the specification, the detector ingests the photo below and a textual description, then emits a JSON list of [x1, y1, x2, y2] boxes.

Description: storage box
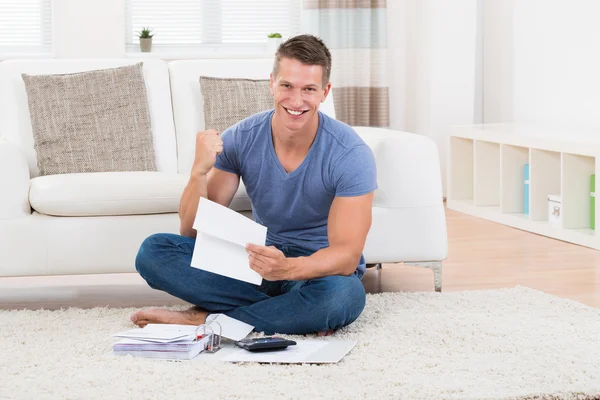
[[548, 194, 562, 225]]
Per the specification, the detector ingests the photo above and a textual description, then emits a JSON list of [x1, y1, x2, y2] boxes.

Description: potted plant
[[266, 32, 282, 54], [137, 27, 154, 53]]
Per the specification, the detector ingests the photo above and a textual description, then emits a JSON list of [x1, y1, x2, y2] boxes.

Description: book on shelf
[[591, 174, 595, 230], [524, 163, 529, 215]]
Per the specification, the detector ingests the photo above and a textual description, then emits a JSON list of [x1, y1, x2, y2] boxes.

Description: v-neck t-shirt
[[214, 109, 378, 275]]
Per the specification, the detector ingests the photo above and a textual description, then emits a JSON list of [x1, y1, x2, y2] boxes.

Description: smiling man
[[131, 34, 378, 335]]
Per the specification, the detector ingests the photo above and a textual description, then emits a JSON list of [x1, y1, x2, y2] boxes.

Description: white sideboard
[[447, 123, 600, 249]]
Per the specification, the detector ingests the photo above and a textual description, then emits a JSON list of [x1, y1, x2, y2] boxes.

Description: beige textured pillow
[[200, 76, 273, 132], [22, 62, 156, 176]]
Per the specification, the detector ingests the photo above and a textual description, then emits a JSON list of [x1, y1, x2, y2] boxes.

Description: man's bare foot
[[130, 306, 209, 328], [317, 330, 335, 337]]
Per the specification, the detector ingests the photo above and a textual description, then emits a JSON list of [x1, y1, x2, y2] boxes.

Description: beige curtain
[[303, 0, 389, 127]]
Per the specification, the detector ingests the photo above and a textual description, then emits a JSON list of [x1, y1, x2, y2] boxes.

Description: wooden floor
[[1, 207, 599, 310], [363, 207, 600, 308]]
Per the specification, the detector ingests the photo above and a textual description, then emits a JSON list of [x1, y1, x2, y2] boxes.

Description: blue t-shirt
[[214, 110, 378, 275]]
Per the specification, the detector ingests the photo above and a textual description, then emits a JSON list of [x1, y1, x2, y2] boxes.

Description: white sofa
[[0, 58, 448, 291]]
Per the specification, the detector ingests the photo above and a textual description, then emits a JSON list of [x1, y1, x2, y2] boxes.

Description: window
[[124, 0, 302, 53], [0, 0, 52, 54]]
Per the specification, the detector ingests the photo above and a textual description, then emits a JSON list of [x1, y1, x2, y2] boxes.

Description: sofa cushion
[[29, 172, 188, 217], [21, 62, 157, 176], [29, 171, 253, 217], [199, 76, 273, 132]]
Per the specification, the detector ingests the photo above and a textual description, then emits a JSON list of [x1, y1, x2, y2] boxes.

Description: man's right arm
[[178, 130, 241, 238], [178, 168, 240, 238]]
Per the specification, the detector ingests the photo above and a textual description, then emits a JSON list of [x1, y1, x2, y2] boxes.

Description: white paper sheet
[[191, 198, 267, 285], [112, 324, 199, 342], [220, 340, 358, 364], [205, 314, 254, 341], [112, 314, 254, 343]]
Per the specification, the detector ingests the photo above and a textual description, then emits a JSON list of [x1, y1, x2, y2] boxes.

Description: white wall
[[388, 0, 479, 193], [53, 0, 125, 58], [403, 0, 432, 135], [429, 0, 479, 193], [386, 0, 408, 131], [482, 0, 513, 123], [514, 0, 600, 128], [484, 0, 600, 129]]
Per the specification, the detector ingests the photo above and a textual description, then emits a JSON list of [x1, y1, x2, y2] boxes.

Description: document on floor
[[111, 314, 255, 360], [112, 314, 254, 342], [221, 340, 358, 364], [191, 197, 267, 285]]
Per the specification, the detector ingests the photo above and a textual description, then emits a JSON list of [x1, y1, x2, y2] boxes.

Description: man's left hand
[[246, 244, 294, 281]]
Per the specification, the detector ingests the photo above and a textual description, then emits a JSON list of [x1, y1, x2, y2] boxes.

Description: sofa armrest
[[353, 127, 444, 208], [354, 127, 448, 264], [0, 138, 31, 218]]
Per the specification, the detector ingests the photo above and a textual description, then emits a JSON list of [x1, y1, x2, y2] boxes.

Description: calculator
[[234, 336, 297, 352]]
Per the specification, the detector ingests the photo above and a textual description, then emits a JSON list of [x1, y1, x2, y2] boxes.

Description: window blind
[[0, 0, 52, 54], [125, 0, 302, 50]]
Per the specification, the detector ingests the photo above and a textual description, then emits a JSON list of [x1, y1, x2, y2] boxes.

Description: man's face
[[270, 57, 331, 134]]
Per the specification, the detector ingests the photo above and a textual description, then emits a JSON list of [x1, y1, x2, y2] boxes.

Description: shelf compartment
[[448, 124, 600, 250], [500, 145, 529, 215], [449, 137, 474, 201], [529, 149, 561, 222], [561, 153, 595, 231], [473, 141, 500, 206]]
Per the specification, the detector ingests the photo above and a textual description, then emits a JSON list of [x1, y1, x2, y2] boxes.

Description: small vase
[[140, 38, 153, 53], [266, 38, 282, 55]]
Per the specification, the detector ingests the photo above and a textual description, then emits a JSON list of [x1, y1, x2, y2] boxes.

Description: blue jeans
[[135, 233, 366, 335]]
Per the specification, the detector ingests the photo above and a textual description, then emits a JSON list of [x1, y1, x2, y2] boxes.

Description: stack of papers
[[113, 336, 211, 360], [111, 314, 255, 361], [112, 324, 210, 360], [113, 323, 200, 343]]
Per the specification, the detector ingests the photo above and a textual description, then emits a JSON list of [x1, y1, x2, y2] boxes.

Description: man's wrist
[[287, 256, 304, 281]]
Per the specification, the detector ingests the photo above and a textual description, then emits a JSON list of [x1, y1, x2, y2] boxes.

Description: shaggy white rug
[[1, 286, 600, 400]]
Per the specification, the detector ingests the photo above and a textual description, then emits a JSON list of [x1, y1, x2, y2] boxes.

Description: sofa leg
[[404, 261, 443, 292], [366, 263, 383, 270]]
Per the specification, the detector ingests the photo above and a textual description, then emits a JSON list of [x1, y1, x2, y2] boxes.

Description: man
[[131, 34, 377, 335]]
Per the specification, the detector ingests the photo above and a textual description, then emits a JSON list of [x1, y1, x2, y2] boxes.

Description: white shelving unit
[[447, 124, 600, 249]]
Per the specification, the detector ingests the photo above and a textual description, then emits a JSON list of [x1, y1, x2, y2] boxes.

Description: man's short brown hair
[[272, 34, 332, 86]]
